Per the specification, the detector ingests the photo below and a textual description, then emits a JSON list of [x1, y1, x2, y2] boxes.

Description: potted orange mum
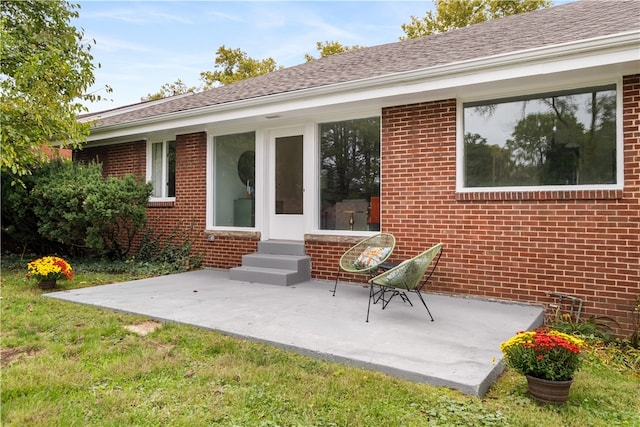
[[500, 327, 586, 404], [26, 256, 74, 289]]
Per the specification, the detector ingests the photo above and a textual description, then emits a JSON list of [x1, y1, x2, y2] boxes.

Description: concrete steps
[[229, 240, 311, 286]]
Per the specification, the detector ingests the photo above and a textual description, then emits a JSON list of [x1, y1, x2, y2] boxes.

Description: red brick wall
[[75, 140, 146, 178], [203, 234, 259, 268], [305, 240, 347, 280]]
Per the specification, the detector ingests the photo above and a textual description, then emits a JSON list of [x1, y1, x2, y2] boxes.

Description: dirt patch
[[124, 320, 162, 336], [1, 347, 40, 367]]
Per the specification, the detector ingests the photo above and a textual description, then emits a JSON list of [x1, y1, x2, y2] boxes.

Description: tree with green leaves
[[200, 45, 282, 89], [304, 41, 362, 62], [1, 0, 106, 180], [141, 79, 198, 102], [400, 0, 551, 39], [150, 42, 360, 98]]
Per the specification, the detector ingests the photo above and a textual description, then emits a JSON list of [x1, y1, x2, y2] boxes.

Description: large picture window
[[463, 85, 617, 188], [214, 132, 255, 227], [319, 117, 380, 231], [149, 140, 175, 198]]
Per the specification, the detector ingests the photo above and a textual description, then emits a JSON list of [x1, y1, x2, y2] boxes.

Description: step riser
[[258, 240, 306, 256], [242, 254, 310, 272], [229, 267, 310, 286]]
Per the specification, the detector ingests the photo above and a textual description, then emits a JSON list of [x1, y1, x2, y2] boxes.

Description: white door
[[268, 128, 306, 240]]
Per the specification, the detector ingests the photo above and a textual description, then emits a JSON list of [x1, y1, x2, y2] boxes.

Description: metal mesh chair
[[366, 243, 443, 322], [332, 233, 396, 296]]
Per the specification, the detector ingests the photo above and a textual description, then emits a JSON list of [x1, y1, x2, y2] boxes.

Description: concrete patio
[[45, 268, 545, 397]]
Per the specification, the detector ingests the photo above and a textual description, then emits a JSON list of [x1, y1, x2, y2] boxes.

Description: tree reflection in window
[[464, 85, 616, 187], [319, 117, 380, 230]]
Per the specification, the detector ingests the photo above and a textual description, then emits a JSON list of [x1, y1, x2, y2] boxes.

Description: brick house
[[76, 1, 640, 336]]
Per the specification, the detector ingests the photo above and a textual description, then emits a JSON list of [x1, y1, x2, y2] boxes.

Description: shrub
[[83, 174, 152, 258], [549, 314, 617, 344], [2, 160, 152, 258], [30, 161, 100, 252], [1, 167, 56, 253]]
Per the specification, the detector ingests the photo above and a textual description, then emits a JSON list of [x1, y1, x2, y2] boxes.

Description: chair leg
[[371, 284, 385, 304], [380, 289, 413, 309], [332, 268, 341, 296], [366, 284, 375, 322], [380, 289, 396, 309], [414, 290, 434, 322]]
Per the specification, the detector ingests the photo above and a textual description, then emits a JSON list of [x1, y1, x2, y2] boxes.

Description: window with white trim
[[148, 140, 176, 199], [462, 85, 617, 189]]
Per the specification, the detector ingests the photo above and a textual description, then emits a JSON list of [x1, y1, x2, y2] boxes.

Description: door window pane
[[214, 132, 255, 227], [319, 117, 381, 231], [275, 135, 303, 215]]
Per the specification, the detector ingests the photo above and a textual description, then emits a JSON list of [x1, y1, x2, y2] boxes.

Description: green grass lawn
[[1, 262, 639, 426]]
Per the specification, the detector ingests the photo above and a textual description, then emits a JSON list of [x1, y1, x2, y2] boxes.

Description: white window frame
[[456, 79, 624, 193], [206, 126, 264, 231], [146, 139, 176, 201]]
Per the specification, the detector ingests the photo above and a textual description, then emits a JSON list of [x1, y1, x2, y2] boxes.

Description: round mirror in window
[[237, 150, 255, 186]]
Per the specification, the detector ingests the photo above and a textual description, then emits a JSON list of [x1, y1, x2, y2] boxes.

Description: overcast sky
[[76, 1, 439, 113]]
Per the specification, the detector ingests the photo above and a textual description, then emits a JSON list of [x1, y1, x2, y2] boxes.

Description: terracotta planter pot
[[526, 375, 573, 404], [38, 280, 57, 290]]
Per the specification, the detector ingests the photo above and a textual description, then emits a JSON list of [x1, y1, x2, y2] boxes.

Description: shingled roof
[[83, 0, 639, 129]]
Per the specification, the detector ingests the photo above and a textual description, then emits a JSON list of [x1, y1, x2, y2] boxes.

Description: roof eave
[[87, 30, 640, 138]]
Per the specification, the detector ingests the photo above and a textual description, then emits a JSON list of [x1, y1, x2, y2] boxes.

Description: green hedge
[[2, 160, 152, 258]]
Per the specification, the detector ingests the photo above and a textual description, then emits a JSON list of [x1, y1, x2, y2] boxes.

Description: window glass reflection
[[319, 117, 381, 231], [464, 86, 616, 187]]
